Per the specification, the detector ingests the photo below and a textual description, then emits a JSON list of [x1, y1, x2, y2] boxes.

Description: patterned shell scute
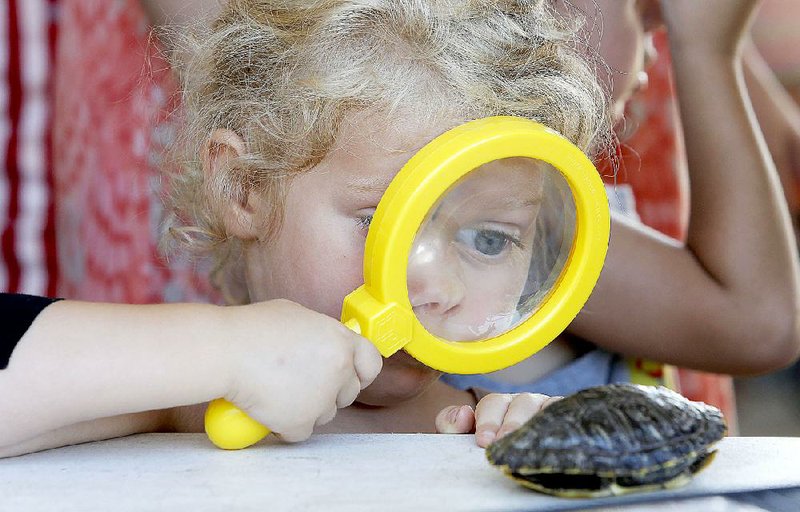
[[487, 384, 726, 476]]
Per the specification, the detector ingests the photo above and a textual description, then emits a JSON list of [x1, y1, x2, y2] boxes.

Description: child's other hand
[[659, 0, 760, 55], [221, 299, 382, 442], [434, 393, 561, 448]]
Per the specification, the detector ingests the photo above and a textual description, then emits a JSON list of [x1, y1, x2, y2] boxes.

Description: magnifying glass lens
[[408, 157, 576, 342]]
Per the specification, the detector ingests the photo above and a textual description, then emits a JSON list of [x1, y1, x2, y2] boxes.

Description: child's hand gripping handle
[[204, 317, 375, 450]]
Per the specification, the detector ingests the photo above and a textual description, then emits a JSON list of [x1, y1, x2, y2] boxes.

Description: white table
[[1, 434, 799, 511]]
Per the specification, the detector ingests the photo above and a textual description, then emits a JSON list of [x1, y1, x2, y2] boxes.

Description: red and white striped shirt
[[0, 0, 59, 296]]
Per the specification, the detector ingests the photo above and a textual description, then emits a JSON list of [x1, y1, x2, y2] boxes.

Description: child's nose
[[407, 237, 465, 316]]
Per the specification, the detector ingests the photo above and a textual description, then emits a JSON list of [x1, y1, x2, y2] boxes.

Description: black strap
[[1, 293, 62, 369]]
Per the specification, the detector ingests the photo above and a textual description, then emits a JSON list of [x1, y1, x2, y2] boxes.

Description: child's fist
[[222, 299, 382, 442]]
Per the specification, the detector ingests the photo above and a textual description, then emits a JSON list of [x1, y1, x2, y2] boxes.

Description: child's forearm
[[675, 52, 794, 278], [0, 298, 382, 455], [0, 411, 166, 458], [0, 300, 230, 450]]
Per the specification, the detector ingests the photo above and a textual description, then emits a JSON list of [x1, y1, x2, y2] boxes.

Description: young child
[[167, 0, 799, 440], [1, 0, 797, 458]]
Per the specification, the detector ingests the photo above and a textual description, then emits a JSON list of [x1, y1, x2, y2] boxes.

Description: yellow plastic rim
[[341, 116, 610, 374]]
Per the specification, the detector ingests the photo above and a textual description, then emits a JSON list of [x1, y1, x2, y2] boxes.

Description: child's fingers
[[542, 395, 564, 410], [315, 404, 338, 427], [435, 405, 475, 434], [336, 374, 362, 408], [276, 422, 315, 443], [495, 393, 552, 440], [352, 336, 383, 389], [474, 394, 513, 447]]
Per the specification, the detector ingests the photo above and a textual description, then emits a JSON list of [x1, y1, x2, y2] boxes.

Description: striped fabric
[[0, 0, 58, 296]]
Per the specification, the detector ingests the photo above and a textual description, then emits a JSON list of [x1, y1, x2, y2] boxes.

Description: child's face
[[242, 114, 544, 406], [570, 0, 662, 119]]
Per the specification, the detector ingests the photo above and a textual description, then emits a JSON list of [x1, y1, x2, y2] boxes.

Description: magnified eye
[[356, 212, 374, 232], [457, 228, 521, 257]]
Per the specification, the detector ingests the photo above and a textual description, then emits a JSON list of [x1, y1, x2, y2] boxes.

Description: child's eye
[[356, 214, 373, 231], [456, 228, 523, 257]]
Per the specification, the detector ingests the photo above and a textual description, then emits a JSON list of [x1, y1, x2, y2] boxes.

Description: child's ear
[[202, 128, 266, 241]]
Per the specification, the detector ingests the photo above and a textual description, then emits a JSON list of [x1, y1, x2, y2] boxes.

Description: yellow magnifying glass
[[205, 116, 610, 449]]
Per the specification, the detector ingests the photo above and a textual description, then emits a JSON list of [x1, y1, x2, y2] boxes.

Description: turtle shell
[[486, 383, 726, 498]]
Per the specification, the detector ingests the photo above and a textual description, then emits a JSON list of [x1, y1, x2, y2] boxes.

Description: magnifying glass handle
[[204, 398, 270, 450], [204, 318, 363, 450]]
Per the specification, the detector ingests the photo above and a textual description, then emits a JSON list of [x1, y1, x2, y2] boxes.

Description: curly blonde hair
[[163, 0, 611, 298]]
